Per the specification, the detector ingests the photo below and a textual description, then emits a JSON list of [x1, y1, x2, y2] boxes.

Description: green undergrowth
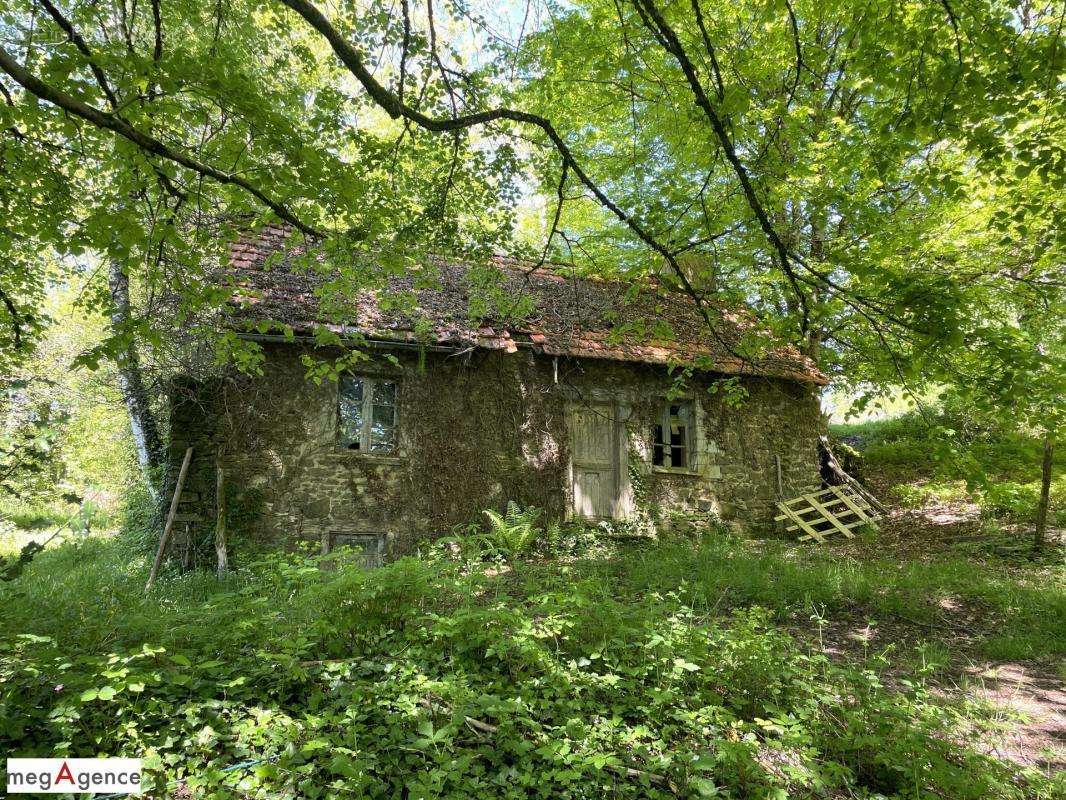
[[830, 412, 1058, 480], [832, 411, 1064, 526], [1, 535, 1062, 799], [576, 537, 1066, 661], [0, 497, 120, 533]]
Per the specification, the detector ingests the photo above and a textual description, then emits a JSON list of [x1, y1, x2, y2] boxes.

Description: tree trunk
[[215, 454, 228, 578], [1033, 432, 1054, 552], [803, 207, 826, 360], [108, 260, 164, 499]]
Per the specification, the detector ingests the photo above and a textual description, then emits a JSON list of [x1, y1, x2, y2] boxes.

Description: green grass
[[0, 501, 66, 530], [1, 533, 1062, 798], [832, 410, 1064, 526], [0, 498, 121, 532], [3, 531, 1062, 665], [573, 537, 1066, 661]]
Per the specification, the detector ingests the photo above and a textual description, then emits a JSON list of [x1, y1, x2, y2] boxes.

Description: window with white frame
[[338, 376, 398, 453], [652, 401, 694, 469]]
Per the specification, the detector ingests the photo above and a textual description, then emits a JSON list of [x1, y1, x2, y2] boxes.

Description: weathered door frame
[[565, 399, 632, 521]]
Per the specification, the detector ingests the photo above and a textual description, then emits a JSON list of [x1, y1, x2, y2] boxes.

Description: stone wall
[[168, 342, 825, 557]]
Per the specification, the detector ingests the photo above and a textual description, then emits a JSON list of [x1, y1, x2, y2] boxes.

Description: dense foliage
[[834, 406, 1066, 527], [0, 2, 1061, 411], [2, 532, 1063, 798], [0, 2, 1060, 790]]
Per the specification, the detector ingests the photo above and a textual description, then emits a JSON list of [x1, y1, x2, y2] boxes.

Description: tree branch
[[151, 0, 164, 64], [35, 0, 120, 109], [0, 286, 23, 349], [938, 0, 964, 66], [0, 45, 322, 237], [630, 0, 811, 332], [783, 0, 805, 104], [425, 0, 458, 117], [689, 0, 724, 101], [398, 0, 411, 107], [535, 160, 568, 269], [273, 0, 732, 338], [274, 0, 663, 249]]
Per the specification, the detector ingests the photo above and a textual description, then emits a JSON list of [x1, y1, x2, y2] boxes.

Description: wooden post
[[1034, 432, 1054, 552], [215, 455, 229, 578], [146, 447, 193, 591], [181, 525, 192, 571]]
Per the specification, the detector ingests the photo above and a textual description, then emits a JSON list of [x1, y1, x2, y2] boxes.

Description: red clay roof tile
[[225, 225, 827, 384]]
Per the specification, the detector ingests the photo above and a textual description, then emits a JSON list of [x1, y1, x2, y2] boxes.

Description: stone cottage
[[169, 225, 827, 562]]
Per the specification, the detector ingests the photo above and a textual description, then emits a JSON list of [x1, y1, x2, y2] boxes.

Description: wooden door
[[568, 403, 620, 520]]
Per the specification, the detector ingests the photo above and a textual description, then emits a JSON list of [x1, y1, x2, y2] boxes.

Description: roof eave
[[235, 328, 829, 385]]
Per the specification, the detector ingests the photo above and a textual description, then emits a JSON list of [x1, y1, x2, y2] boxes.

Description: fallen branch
[[819, 436, 887, 514]]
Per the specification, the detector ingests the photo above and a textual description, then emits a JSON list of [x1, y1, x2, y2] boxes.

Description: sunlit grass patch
[[0, 498, 121, 533]]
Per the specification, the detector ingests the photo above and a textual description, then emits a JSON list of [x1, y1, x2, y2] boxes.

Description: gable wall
[[169, 343, 824, 557]]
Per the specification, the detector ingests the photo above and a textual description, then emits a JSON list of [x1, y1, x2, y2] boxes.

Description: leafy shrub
[[475, 502, 584, 560], [983, 482, 1039, 520], [981, 477, 1065, 526], [832, 409, 1060, 483], [477, 503, 601, 558], [890, 480, 969, 509], [548, 520, 600, 556], [833, 407, 1062, 525]]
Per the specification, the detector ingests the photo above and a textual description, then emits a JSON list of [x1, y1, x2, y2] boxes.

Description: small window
[[339, 377, 398, 453], [652, 401, 693, 469], [326, 532, 385, 567]]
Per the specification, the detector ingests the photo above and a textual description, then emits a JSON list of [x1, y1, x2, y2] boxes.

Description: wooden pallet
[[774, 485, 880, 543]]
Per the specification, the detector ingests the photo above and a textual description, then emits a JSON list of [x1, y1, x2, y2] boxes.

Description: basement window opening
[[653, 401, 693, 470], [326, 532, 385, 567], [338, 377, 398, 453]]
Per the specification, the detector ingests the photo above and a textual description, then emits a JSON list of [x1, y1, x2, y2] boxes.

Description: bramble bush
[[1, 535, 1061, 799]]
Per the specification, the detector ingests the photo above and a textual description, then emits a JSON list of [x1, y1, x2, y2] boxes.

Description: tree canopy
[[0, 0, 1061, 428]]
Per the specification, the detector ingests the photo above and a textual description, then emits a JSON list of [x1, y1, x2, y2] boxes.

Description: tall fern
[[482, 502, 540, 559]]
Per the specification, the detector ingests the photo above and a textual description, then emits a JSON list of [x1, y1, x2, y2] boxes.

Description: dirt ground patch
[[781, 487, 1064, 774], [962, 661, 1066, 773], [787, 613, 1065, 774]]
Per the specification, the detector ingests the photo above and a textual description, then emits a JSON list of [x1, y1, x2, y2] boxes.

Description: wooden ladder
[[145, 447, 194, 590]]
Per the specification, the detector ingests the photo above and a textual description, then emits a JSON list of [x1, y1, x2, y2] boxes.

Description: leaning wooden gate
[[774, 484, 880, 543]]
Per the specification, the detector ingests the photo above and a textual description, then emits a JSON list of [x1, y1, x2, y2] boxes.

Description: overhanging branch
[[0, 286, 23, 349], [0, 46, 322, 238], [629, 0, 812, 333], [274, 0, 748, 354]]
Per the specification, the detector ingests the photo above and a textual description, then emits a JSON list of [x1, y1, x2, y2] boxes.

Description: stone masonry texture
[[168, 342, 825, 559]]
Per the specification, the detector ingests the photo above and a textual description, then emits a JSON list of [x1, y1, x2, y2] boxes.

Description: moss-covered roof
[[227, 223, 827, 385]]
